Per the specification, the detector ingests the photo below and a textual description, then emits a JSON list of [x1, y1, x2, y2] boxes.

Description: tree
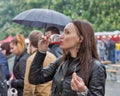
[[0, 0, 30, 40], [83, 0, 120, 31], [0, 0, 120, 40]]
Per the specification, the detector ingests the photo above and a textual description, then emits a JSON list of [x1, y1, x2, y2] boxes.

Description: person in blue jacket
[[0, 50, 10, 80]]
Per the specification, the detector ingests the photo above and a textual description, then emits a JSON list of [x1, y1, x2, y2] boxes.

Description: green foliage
[[85, 0, 120, 31], [0, 0, 120, 40], [0, 23, 33, 40]]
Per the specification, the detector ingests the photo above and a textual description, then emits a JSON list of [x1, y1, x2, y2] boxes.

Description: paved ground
[[105, 68, 120, 96]]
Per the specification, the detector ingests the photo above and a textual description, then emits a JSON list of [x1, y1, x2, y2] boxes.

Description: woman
[[9, 34, 30, 96], [29, 20, 106, 96]]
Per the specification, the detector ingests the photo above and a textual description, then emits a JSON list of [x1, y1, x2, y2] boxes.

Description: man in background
[[23, 30, 56, 96], [45, 26, 62, 58]]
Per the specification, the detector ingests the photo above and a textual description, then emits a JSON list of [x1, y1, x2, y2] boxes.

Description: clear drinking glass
[[50, 34, 61, 44]]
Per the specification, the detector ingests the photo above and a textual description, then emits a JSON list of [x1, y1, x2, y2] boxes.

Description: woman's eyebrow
[[64, 28, 67, 32]]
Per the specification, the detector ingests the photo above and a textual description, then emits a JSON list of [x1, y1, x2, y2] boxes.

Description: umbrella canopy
[[12, 8, 72, 30]]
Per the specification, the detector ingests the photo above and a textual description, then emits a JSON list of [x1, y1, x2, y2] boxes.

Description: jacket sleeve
[[29, 51, 60, 85], [87, 61, 106, 96], [11, 53, 29, 88], [1, 62, 10, 80], [11, 79, 24, 88], [0, 52, 10, 80]]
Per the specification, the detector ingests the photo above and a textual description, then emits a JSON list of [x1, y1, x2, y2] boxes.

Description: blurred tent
[[95, 30, 120, 43], [0, 35, 14, 44]]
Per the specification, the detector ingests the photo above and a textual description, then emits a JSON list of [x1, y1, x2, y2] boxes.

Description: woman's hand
[[71, 72, 87, 92], [38, 35, 50, 52], [7, 73, 14, 86]]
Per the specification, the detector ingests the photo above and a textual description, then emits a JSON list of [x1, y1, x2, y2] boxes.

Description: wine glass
[[50, 34, 61, 44]]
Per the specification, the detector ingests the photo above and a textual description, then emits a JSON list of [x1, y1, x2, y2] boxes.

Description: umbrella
[[12, 8, 72, 30]]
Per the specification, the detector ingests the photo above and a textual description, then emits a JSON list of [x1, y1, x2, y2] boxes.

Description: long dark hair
[[62, 20, 99, 84]]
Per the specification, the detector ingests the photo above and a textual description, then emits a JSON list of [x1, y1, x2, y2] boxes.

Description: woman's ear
[[79, 36, 83, 43]]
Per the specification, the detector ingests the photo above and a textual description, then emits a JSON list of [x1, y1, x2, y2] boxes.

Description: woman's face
[[60, 23, 81, 51], [10, 43, 19, 55]]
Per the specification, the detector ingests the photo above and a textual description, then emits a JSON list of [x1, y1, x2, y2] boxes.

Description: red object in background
[[112, 35, 120, 43], [0, 35, 14, 44], [97, 35, 120, 43]]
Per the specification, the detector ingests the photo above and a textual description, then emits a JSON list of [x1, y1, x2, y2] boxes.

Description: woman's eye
[[65, 31, 70, 34]]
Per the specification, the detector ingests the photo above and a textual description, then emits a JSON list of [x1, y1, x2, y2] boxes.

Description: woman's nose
[[60, 33, 64, 39]]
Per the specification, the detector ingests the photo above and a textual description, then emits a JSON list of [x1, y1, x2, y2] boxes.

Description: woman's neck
[[70, 49, 77, 58]]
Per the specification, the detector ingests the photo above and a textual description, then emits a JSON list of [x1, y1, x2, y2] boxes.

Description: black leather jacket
[[29, 51, 106, 96], [11, 49, 30, 96]]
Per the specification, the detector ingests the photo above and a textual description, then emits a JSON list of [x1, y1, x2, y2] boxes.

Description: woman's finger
[[71, 72, 85, 92], [71, 78, 78, 91]]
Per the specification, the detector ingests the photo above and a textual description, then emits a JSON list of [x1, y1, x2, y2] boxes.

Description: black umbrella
[[12, 8, 72, 30]]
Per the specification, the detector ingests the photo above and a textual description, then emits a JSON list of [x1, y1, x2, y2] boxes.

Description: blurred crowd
[[96, 36, 120, 64], [0, 26, 62, 96]]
